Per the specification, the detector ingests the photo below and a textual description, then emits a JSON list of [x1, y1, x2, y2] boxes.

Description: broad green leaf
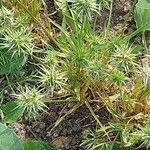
[[0, 101, 23, 123], [0, 123, 23, 150], [0, 51, 26, 75], [134, 0, 150, 31], [24, 140, 59, 150]]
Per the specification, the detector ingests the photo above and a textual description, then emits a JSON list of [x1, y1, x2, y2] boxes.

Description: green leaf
[[0, 123, 23, 150], [134, 0, 150, 31], [40, 141, 59, 150], [0, 101, 23, 123], [0, 51, 26, 75], [24, 140, 59, 150]]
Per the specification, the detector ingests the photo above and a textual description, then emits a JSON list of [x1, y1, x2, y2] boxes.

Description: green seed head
[[111, 70, 126, 86], [38, 65, 66, 94], [15, 87, 47, 119]]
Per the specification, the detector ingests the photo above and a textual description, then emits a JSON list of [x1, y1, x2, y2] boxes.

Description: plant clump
[[1, 0, 150, 150]]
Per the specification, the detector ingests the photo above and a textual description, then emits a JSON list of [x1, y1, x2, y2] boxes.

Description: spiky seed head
[[111, 70, 126, 86], [38, 65, 66, 94], [111, 44, 137, 73], [15, 87, 47, 119], [1, 27, 33, 56], [68, 0, 100, 19], [0, 7, 14, 27]]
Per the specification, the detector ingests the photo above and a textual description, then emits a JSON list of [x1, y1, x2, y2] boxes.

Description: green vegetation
[[0, 122, 58, 150], [0, 0, 150, 149]]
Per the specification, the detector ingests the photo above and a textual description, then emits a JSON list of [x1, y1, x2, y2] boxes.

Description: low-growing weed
[[1, 0, 150, 150]]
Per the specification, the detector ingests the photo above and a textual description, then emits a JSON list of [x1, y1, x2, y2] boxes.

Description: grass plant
[[1, 0, 150, 149]]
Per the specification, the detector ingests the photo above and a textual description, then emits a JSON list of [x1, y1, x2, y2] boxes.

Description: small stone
[[52, 136, 72, 149], [39, 122, 46, 129], [36, 128, 40, 133], [53, 132, 59, 138]]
